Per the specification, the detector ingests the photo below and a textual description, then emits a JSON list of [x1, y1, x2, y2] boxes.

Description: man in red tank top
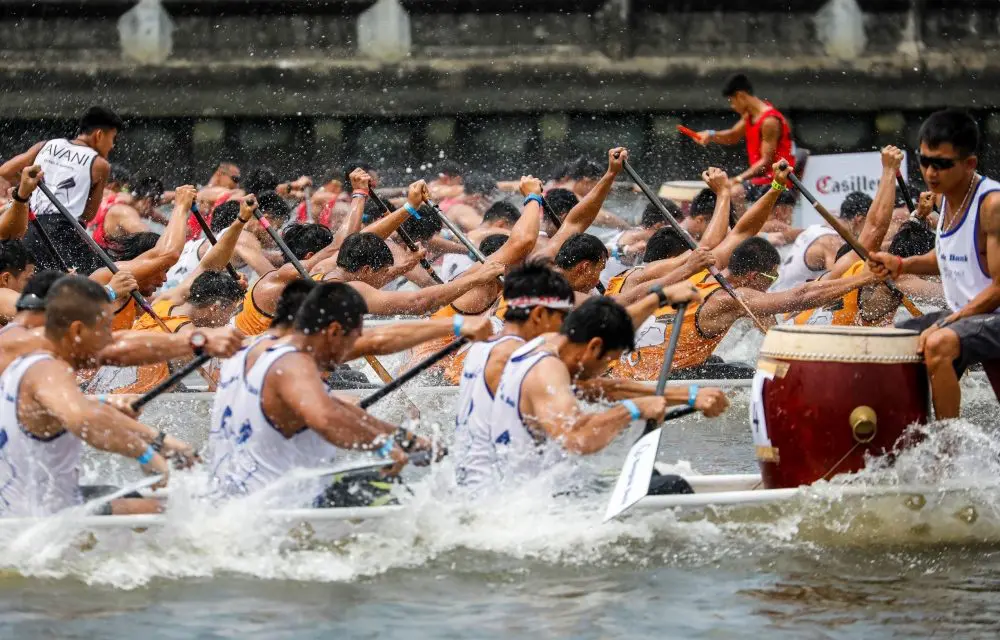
[[696, 74, 795, 202]]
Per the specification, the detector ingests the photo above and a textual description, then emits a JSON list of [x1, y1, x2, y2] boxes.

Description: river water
[[1, 380, 1000, 638]]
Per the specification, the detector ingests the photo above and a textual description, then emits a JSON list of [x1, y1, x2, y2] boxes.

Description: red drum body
[[750, 326, 929, 489]]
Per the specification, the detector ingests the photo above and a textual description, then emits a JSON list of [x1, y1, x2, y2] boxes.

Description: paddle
[[359, 336, 468, 410], [618, 156, 769, 333], [604, 303, 693, 522], [36, 181, 217, 388], [248, 201, 398, 384], [538, 195, 607, 295], [427, 199, 490, 265], [130, 350, 211, 412], [676, 125, 701, 143], [189, 202, 241, 281], [368, 190, 444, 284], [780, 160, 924, 318]]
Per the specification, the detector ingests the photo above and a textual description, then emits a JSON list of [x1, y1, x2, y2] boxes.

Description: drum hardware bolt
[[849, 406, 877, 444], [955, 506, 978, 525], [904, 494, 926, 510]]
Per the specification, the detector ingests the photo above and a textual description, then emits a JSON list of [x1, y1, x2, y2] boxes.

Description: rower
[[0, 270, 63, 336], [487, 296, 728, 489], [94, 176, 164, 250], [612, 162, 886, 380], [869, 109, 1000, 419], [206, 282, 437, 505], [0, 275, 197, 517], [553, 233, 609, 299], [0, 241, 37, 323], [599, 199, 673, 286], [0, 106, 123, 274]]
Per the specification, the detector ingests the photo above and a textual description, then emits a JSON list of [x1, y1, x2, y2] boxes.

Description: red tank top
[[745, 102, 795, 185], [90, 193, 119, 249]]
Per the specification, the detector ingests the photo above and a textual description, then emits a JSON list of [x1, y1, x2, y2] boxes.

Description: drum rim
[[770, 325, 918, 338]]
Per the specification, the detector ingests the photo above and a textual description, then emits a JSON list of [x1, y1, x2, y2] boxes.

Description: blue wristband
[[105, 285, 116, 302], [688, 384, 699, 408], [136, 445, 155, 465], [621, 399, 641, 421], [707, 129, 716, 139], [453, 314, 464, 337], [523, 193, 544, 207], [404, 203, 422, 219], [375, 437, 395, 458]]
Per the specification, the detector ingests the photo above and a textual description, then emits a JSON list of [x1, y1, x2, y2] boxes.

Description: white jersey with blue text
[[488, 337, 560, 484], [207, 344, 335, 498], [163, 238, 207, 290], [29, 139, 98, 218], [454, 335, 524, 490], [0, 353, 83, 517], [936, 175, 1000, 312]]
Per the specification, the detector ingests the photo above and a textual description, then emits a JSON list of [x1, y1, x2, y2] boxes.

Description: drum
[[657, 180, 705, 214], [750, 325, 929, 489]]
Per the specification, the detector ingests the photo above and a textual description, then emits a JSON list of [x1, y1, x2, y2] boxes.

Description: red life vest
[[745, 102, 795, 185]]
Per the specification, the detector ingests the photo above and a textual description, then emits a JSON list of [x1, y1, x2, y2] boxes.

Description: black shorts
[[24, 215, 103, 275], [897, 310, 1000, 376]]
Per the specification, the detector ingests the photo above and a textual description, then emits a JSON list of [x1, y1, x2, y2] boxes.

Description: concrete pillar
[[358, 0, 411, 60]]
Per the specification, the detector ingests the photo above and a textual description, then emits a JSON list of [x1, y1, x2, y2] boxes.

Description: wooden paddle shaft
[[643, 302, 687, 437], [360, 337, 467, 409], [131, 352, 211, 412], [189, 203, 241, 281]]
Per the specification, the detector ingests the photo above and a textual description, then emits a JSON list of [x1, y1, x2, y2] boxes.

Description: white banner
[[794, 151, 908, 227]]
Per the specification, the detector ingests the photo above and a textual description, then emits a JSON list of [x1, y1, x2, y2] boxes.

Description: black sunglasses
[[229, 173, 241, 184], [918, 154, 958, 170]]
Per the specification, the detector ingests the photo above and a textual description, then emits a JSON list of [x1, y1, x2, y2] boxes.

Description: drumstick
[[780, 161, 924, 318], [895, 170, 929, 230], [618, 155, 769, 333], [676, 125, 701, 143]]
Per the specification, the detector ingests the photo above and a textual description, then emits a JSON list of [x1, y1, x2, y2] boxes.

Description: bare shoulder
[[981, 191, 1000, 233]]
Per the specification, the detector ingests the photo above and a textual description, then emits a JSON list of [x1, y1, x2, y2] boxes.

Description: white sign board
[[604, 428, 663, 522], [794, 151, 908, 228]]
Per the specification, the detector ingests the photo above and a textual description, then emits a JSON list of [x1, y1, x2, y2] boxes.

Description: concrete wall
[[0, 0, 998, 184]]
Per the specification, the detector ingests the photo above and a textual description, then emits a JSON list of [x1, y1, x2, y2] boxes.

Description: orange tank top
[[792, 260, 883, 327], [111, 297, 138, 331], [132, 299, 191, 333]]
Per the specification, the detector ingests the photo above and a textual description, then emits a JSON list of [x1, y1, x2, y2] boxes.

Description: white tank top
[[454, 335, 524, 490], [0, 353, 83, 517], [489, 336, 563, 484], [205, 334, 270, 475], [771, 224, 838, 292], [163, 238, 207, 290], [208, 344, 336, 498], [29, 139, 98, 218], [936, 175, 1000, 312]]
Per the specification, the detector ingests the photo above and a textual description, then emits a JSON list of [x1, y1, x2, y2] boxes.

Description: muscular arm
[[573, 378, 698, 405], [352, 267, 496, 315], [107, 204, 150, 236], [234, 232, 276, 277], [699, 186, 733, 251], [899, 250, 941, 276], [345, 318, 459, 359], [0, 289, 17, 321], [80, 158, 110, 224], [95, 330, 201, 366], [537, 173, 615, 259], [27, 361, 151, 458], [306, 192, 367, 271], [712, 186, 782, 269], [520, 359, 635, 455], [829, 165, 898, 279], [0, 142, 43, 183], [612, 254, 710, 307], [710, 118, 747, 146]]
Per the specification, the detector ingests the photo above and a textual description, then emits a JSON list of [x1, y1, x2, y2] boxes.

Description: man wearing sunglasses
[[869, 109, 1000, 420]]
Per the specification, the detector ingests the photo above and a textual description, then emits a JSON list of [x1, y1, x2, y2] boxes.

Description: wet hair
[[560, 297, 635, 356], [337, 232, 393, 272], [188, 271, 244, 308], [729, 236, 781, 276], [889, 220, 936, 258], [722, 73, 753, 97], [283, 223, 333, 260], [16, 269, 63, 311], [479, 234, 508, 257], [482, 201, 520, 226], [109, 164, 131, 187], [568, 159, 603, 181], [400, 205, 442, 241], [840, 191, 872, 220], [294, 282, 367, 335], [256, 190, 291, 226], [643, 227, 688, 262], [210, 200, 241, 233], [464, 171, 497, 198], [641, 198, 681, 228], [436, 160, 463, 179], [776, 190, 796, 207], [555, 233, 608, 269], [78, 106, 123, 135], [110, 231, 160, 262], [690, 189, 717, 218], [545, 188, 578, 218], [918, 109, 980, 157], [363, 197, 385, 223], [0, 240, 34, 276], [273, 278, 318, 329], [503, 259, 574, 323], [343, 160, 375, 187], [244, 167, 278, 195], [45, 275, 110, 335], [549, 161, 572, 182], [131, 176, 164, 202]]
